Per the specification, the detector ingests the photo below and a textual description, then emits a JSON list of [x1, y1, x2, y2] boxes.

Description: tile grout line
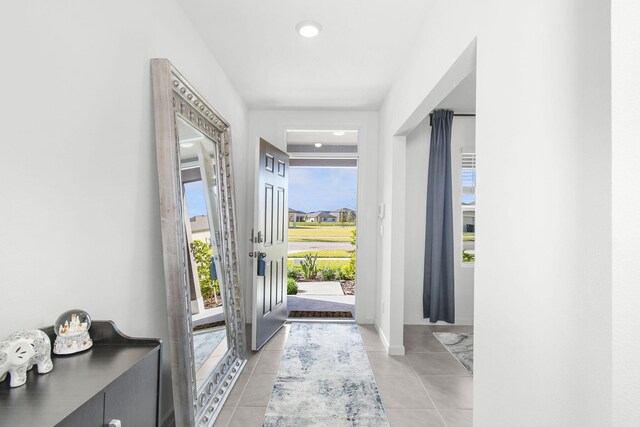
[[413, 368, 450, 427], [405, 350, 472, 377], [222, 350, 263, 427], [404, 328, 471, 427]]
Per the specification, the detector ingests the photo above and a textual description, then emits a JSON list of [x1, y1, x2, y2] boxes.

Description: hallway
[[214, 323, 473, 427]]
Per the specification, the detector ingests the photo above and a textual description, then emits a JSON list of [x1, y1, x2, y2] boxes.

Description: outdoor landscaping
[[463, 231, 475, 263], [288, 250, 352, 258], [287, 225, 356, 296], [288, 223, 355, 242], [190, 240, 222, 309]]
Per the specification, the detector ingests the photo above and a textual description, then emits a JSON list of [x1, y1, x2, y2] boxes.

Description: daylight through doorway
[[286, 129, 358, 319]]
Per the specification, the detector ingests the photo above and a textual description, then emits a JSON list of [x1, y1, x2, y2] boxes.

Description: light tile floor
[[213, 323, 473, 427]]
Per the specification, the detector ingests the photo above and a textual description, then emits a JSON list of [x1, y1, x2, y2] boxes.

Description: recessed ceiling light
[[296, 21, 322, 38], [332, 131, 345, 136], [180, 142, 194, 148], [314, 143, 323, 148]]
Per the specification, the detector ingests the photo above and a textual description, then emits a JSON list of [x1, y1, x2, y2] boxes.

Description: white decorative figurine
[[54, 309, 93, 355], [0, 329, 54, 387]]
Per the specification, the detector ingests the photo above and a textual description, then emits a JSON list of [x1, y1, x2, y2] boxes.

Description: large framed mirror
[[151, 59, 247, 427]]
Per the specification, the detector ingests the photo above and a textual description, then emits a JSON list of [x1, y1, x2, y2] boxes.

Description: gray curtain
[[423, 109, 455, 323]]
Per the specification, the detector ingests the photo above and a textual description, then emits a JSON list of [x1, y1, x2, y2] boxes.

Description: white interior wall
[[376, 0, 480, 355], [378, 0, 611, 425], [612, 0, 640, 424], [474, 1, 611, 425], [0, 1, 249, 421], [404, 116, 475, 326], [247, 110, 378, 324]]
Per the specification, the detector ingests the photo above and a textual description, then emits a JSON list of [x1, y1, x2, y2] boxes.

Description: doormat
[[433, 332, 474, 375], [288, 310, 353, 318], [193, 320, 225, 331], [263, 323, 390, 426]]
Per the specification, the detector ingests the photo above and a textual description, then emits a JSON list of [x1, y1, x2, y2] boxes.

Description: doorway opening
[[285, 129, 359, 319]]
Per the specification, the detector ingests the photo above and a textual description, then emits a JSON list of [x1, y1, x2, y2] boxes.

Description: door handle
[[249, 251, 266, 259], [257, 231, 264, 243]]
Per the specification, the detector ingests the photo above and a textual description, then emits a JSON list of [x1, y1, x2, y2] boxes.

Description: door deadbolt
[[250, 229, 264, 244]]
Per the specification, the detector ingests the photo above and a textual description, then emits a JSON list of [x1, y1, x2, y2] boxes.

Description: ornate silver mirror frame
[[151, 59, 247, 427]]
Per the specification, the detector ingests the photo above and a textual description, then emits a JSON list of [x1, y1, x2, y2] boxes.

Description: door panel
[[265, 185, 273, 246], [276, 187, 285, 243], [252, 138, 289, 350]]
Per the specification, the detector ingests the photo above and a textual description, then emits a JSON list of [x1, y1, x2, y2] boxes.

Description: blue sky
[[184, 167, 358, 217], [461, 168, 476, 205], [186, 166, 469, 216], [184, 181, 207, 217], [289, 167, 357, 212]]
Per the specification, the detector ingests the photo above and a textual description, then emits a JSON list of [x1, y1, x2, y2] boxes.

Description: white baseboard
[[373, 323, 405, 355], [387, 344, 406, 356], [374, 322, 390, 351], [404, 317, 474, 326]]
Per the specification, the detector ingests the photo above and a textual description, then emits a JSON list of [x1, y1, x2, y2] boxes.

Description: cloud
[[185, 167, 358, 217], [289, 167, 357, 212]]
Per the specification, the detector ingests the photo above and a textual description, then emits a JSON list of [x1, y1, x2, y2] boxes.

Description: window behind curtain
[[461, 152, 476, 263]]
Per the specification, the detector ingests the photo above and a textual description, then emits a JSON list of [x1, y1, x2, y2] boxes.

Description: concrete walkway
[[287, 295, 355, 317], [289, 281, 355, 317], [296, 281, 344, 295], [288, 241, 355, 253]]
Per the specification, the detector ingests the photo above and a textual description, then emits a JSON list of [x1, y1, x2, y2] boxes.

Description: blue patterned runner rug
[[263, 322, 390, 427]]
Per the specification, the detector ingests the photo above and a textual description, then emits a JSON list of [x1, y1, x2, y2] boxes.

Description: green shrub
[[320, 267, 338, 281], [287, 278, 298, 295], [288, 250, 352, 258], [191, 240, 220, 300], [337, 228, 357, 280], [300, 253, 319, 279], [287, 265, 302, 279], [462, 249, 475, 263], [339, 263, 356, 280], [288, 259, 348, 270]]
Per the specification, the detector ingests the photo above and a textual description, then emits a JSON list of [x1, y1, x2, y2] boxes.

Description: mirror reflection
[[176, 116, 229, 392]]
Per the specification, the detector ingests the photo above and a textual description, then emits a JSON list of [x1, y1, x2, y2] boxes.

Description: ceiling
[[177, 0, 433, 110], [287, 130, 358, 145], [436, 69, 476, 113], [176, 116, 214, 161]]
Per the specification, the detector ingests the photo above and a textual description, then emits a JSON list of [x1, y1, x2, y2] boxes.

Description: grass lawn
[[288, 225, 355, 238], [289, 237, 351, 243], [463, 232, 475, 242], [288, 259, 349, 270], [288, 250, 352, 258], [289, 222, 355, 227]]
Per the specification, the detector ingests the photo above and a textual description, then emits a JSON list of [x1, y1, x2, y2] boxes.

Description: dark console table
[[0, 321, 162, 427]]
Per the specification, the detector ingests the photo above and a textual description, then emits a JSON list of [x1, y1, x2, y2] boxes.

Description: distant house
[[330, 208, 356, 222], [289, 208, 306, 223], [189, 215, 211, 243], [306, 211, 338, 222]]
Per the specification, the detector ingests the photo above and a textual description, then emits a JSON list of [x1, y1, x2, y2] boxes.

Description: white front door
[[251, 138, 289, 350]]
